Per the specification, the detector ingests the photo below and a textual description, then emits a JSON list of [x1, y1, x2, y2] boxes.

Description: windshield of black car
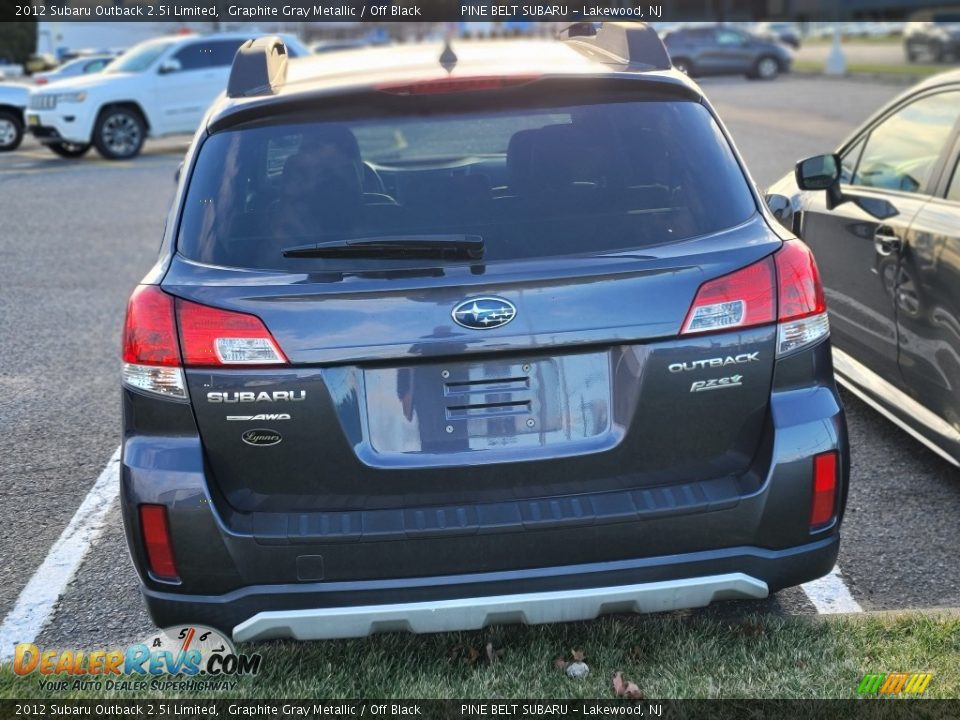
[[106, 39, 177, 73], [177, 97, 757, 271]]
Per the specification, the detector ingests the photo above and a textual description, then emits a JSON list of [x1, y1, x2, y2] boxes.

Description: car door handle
[[874, 226, 902, 256]]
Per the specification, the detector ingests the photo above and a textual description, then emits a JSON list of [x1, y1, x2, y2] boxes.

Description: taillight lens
[[810, 451, 838, 528], [176, 299, 288, 367], [681, 257, 776, 335], [775, 240, 830, 356], [122, 286, 288, 398], [139, 504, 179, 581], [681, 240, 829, 356], [376, 75, 539, 95], [122, 285, 186, 399]]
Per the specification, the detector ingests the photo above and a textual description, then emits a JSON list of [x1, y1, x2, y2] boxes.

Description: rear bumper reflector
[[232, 572, 768, 641]]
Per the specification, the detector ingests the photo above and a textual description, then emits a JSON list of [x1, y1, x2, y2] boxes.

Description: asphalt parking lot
[[1, 75, 959, 653]]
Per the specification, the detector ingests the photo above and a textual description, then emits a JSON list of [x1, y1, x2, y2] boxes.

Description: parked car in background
[[904, 17, 960, 62], [120, 26, 847, 639], [33, 55, 114, 86], [0, 82, 28, 151], [755, 21, 801, 49], [24, 54, 58, 75], [25, 32, 309, 160], [661, 25, 793, 79], [767, 69, 960, 466], [311, 38, 386, 54]]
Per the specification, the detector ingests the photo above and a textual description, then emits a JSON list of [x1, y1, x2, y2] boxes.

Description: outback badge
[[452, 297, 517, 330]]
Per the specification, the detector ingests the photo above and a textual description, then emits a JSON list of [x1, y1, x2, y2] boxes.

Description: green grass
[[2, 613, 959, 700], [793, 60, 946, 77]]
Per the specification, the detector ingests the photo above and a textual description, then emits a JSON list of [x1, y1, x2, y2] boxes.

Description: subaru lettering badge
[[452, 297, 517, 330]]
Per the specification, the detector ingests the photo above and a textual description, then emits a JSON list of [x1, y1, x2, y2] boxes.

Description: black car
[[768, 69, 960, 467], [904, 17, 960, 62], [120, 23, 847, 640], [661, 24, 793, 80], [755, 22, 802, 50]]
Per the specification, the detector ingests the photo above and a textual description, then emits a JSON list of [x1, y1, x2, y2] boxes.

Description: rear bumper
[[141, 537, 837, 639]]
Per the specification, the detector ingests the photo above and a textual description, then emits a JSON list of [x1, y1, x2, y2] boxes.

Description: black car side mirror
[[796, 153, 840, 191], [764, 193, 794, 231], [795, 153, 898, 220]]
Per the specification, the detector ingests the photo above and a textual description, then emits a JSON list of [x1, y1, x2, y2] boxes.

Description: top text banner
[[6, 1, 676, 22]]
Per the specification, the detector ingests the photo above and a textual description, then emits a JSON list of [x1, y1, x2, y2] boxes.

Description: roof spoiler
[[558, 22, 671, 70], [227, 36, 288, 99]]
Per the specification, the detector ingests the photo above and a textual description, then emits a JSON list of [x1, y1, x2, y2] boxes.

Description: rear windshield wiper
[[282, 235, 484, 260]]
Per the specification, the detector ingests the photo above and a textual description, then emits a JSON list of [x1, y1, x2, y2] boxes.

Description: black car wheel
[[93, 106, 145, 160], [0, 110, 23, 152], [48, 141, 92, 158], [750, 56, 780, 80]]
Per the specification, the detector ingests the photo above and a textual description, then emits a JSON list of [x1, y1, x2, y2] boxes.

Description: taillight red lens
[[122, 285, 180, 366], [176, 298, 288, 367], [681, 257, 776, 335], [810, 451, 838, 528], [139, 504, 178, 580], [376, 75, 539, 95], [775, 240, 826, 322]]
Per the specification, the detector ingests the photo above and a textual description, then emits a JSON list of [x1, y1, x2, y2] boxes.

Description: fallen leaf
[[553, 655, 569, 671], [570, 648, 586, 662], [485, 642, 503, 664], [612, 671, 645, 700]]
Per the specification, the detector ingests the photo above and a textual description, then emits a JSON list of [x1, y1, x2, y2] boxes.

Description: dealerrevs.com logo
[[14, 625, 262, 693]]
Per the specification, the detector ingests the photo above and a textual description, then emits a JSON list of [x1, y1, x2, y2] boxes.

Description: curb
[[807, 606, 960, 621], [791, 69, 930, 86]]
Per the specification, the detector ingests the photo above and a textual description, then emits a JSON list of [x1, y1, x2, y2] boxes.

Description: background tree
[[0, 21, 38, 65]]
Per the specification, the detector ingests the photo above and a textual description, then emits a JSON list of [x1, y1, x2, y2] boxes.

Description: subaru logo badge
[[452, 297, 517, 330]]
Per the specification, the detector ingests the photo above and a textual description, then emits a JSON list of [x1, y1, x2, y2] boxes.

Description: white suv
[[25, 32, 307, 159]]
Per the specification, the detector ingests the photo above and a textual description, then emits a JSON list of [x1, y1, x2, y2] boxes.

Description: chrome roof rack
[[227, 36, 288, 99], [558, 22, 671, 70]]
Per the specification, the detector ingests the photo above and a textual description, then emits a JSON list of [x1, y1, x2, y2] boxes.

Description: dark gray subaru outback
[[121, 24, 848, 641]]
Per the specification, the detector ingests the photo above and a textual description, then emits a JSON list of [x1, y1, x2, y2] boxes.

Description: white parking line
[[0, 446, 121, 662], [801, 564, 863, 614]]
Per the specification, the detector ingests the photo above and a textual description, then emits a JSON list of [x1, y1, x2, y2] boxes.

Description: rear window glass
[[177, 99, 756, 270]]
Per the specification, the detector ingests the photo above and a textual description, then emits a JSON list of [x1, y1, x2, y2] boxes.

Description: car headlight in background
[[55, 92, 87, 103]]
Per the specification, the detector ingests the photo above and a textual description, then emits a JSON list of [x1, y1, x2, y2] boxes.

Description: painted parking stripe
[[801, 564, 863, 614], [0, 446, 121, 662]]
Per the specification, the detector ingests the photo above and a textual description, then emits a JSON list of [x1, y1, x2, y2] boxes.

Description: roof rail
[[227, 36, 288, 99], [558, 22, 671, 70]]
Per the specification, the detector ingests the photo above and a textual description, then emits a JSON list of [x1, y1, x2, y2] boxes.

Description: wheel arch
[[97, 100, 151, 133]]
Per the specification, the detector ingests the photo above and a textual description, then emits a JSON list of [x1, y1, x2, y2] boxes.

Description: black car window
[[715, 29, 746, 45], [178, 98, 757, 272], [852, 90, 960, 194], [207, 40, 246, 68], [171, 42, 212, 72], [840, 137, 865, 183]]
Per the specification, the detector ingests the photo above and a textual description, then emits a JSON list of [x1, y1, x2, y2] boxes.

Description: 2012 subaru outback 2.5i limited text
[[120, 24, 848, 641]]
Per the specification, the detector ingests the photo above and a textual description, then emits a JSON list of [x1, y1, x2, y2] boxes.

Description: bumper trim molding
[[232, 572, 768, 641]]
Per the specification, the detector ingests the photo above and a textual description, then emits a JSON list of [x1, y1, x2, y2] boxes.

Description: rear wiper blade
[[282, 235, 484, 260]]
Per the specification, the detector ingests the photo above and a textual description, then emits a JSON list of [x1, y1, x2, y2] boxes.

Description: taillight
[[139, 504, 178, 581], [775, 240, 830, 356], [681, 257, 776, 335], [376, 75, 539, 95], [122, 285, 186, 398], [681, 240, 829, 356], [176, 299, 287, 367], [122, 286, 288, 398], [810, 451, 838, 528]]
